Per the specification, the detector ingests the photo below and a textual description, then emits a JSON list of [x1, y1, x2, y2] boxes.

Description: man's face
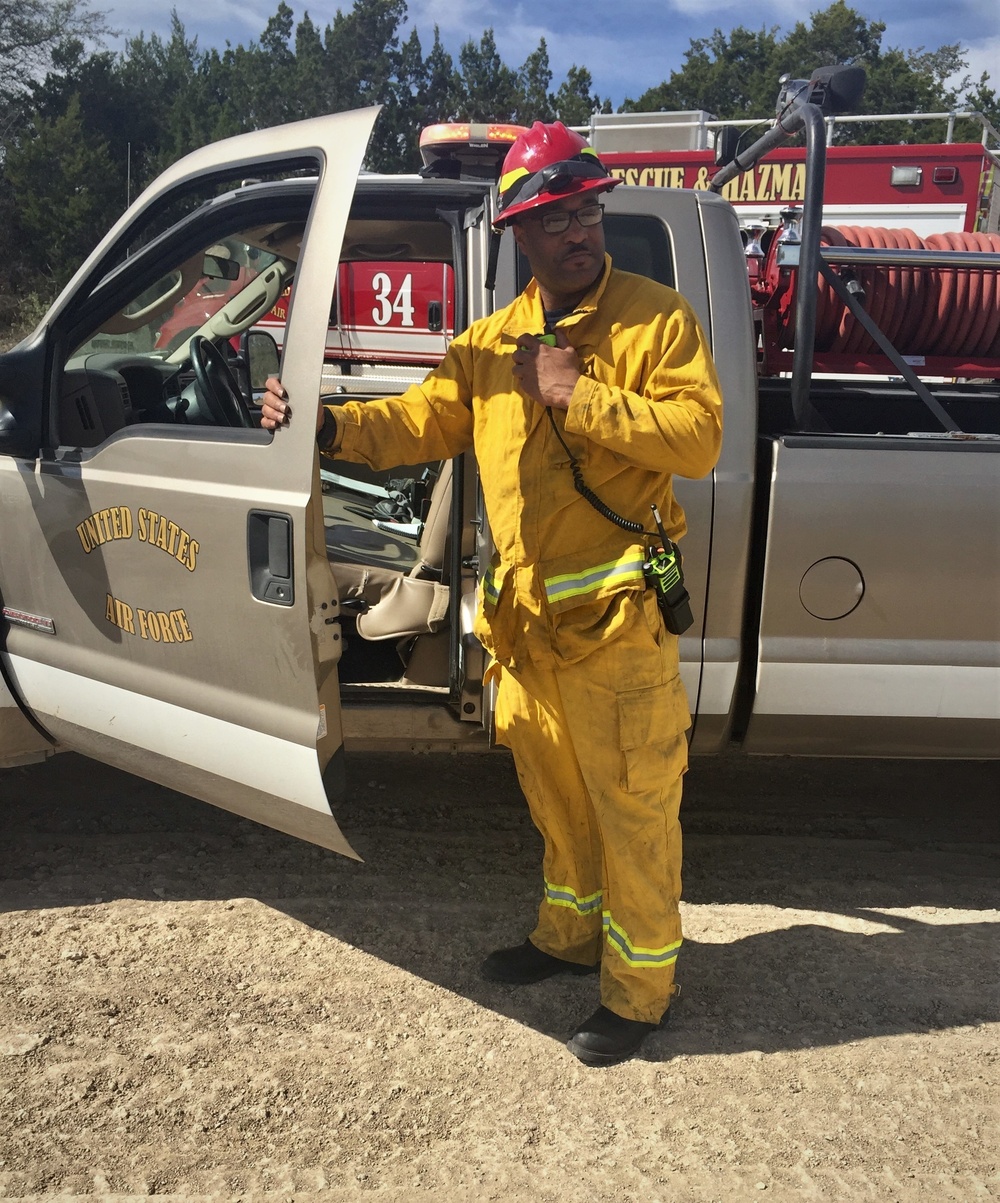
[[511, 192, 606, 305]]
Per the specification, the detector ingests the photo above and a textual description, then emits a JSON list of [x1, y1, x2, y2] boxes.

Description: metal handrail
[[822, 111, 1000, 149], [820, 247, 1000, 268], [582, 109, 1000, 151]]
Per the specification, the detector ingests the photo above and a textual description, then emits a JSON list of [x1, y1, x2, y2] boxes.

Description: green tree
[[323, 0, 404, 109], [26, 38, 132, 188], [363, 15, 435, 170], [418, 27, 460, 125], [554, 65, 605, 126], [251, 0, 299, 128], [456, 29, 519, 121], [4, 93, 119, 285], [260, 0, 294, 61], [625, 25, 779, 117], [517, 39, 554, 124], [383, 26, 439, 171], [777, 3, 964, 140], [777, 0, 884, 74], [319, 0, 409, 167], [116, 15, 203, 171], [287, 11, 327, 121], [961, 72, 999, 138]]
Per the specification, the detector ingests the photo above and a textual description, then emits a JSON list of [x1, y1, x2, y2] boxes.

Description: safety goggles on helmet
[[497, 161, 618, 226], [503, 156, 610, 208]]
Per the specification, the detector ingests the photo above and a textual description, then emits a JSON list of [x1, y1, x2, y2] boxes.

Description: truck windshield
[[72, 237, 283, 359]]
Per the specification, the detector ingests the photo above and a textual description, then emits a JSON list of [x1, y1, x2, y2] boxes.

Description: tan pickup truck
[[1, 79, 997, 857]]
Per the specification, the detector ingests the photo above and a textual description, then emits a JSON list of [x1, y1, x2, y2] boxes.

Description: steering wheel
[[189, 335, 254, 428]]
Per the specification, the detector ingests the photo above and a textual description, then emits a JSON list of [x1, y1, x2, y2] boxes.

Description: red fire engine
[[586, 107, 998, 235], [157, 110, 998, 375], [255, 260, 455, 365]]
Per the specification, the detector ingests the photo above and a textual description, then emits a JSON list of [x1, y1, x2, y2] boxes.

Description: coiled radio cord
[[546, 408, 651, 535]]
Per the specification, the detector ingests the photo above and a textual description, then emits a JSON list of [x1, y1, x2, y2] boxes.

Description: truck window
[[57, 225, 296, 448], [515, 213, 675, 292], [604, 214, 675, 286]]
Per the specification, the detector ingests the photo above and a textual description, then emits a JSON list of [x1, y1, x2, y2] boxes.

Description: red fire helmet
[[494, 121, 619, 225]]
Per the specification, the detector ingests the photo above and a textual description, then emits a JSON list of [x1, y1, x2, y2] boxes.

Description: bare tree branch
[[0, 0, 112, 89]]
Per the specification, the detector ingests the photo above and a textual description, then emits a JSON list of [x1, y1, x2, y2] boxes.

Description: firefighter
[[261, 121, 723, 1066]]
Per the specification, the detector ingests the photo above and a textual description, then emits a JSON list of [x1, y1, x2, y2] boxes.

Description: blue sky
[[106, 0, 998, 110]]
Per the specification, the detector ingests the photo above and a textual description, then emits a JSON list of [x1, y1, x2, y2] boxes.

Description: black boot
[[481, 939, 599, 984], [567, 1004, 664, 1067]]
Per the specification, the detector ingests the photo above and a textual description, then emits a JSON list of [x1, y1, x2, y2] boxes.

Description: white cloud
[[108, 0, 279, 48], [668, 0, 797, 18], [406, 0, 504, 41], [960, 35, 999, 86]]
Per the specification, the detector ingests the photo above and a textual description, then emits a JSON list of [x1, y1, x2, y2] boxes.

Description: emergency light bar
[[419, 122, 528, 181]]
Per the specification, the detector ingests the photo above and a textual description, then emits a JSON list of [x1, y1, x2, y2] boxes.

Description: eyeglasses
[[530, 204, 605, 235]]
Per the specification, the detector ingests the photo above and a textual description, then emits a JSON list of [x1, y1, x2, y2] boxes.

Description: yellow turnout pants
[[493, 591, 690, 1025]]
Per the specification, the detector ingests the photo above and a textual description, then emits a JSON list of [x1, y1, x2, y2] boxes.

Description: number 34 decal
[[371, 271, 415, 327]]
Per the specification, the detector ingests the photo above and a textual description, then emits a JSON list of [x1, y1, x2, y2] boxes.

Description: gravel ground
[[1, 748, 998, 1201]]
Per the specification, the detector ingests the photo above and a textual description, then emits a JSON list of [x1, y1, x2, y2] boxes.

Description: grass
[[0, 324, 31, 353], [0, 289, 50, 352]]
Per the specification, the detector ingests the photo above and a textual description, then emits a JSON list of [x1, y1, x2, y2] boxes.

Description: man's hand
[[260, 377, 291, 431], [511, 329, 581, 411], [259, 376, 326, 434]]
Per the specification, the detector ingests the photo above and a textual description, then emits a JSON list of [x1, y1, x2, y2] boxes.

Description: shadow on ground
[[3, 749, 998, 1060]]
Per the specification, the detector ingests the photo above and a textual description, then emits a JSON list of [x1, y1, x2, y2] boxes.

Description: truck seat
[[327, 459, 453, 641]]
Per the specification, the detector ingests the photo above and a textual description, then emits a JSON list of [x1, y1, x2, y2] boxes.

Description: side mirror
[[807, 65, 866, 116], [714, 126, 741, 169], [240, 330, 280, 390], [0, 340, 45, 457], [777, 66, 866, 118]]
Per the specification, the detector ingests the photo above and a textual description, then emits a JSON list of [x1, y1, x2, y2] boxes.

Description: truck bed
[[758, 378, 1000, 439]]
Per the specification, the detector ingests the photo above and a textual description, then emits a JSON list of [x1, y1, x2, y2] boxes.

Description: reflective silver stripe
[[602, 912, 682, 966], [545, 881, 603, 914], [483, 565, 500, 606], [543, 553, 646, 605]]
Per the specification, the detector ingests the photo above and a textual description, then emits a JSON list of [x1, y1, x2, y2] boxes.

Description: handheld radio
[[643, 505, 694, 635]]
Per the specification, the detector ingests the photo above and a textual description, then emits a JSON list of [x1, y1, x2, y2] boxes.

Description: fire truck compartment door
[[0, 109, 380, 855], [745, 435, 1000, 756]]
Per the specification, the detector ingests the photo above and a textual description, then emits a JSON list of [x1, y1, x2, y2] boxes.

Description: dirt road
[[2, 749, 998, 1201]]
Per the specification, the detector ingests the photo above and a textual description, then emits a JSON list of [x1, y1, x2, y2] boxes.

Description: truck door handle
[[247, 510, 294, 605]]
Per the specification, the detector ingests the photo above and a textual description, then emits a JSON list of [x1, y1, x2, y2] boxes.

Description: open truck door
[[0, 110, 380, 855]]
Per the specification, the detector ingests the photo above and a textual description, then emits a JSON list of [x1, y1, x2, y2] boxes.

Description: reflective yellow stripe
[[483, 564, 500, 606], [543, 553, 646, 604], [499, 165, 530, 195], [603, 912, 682, 967], [545, 880, 602, 914]]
